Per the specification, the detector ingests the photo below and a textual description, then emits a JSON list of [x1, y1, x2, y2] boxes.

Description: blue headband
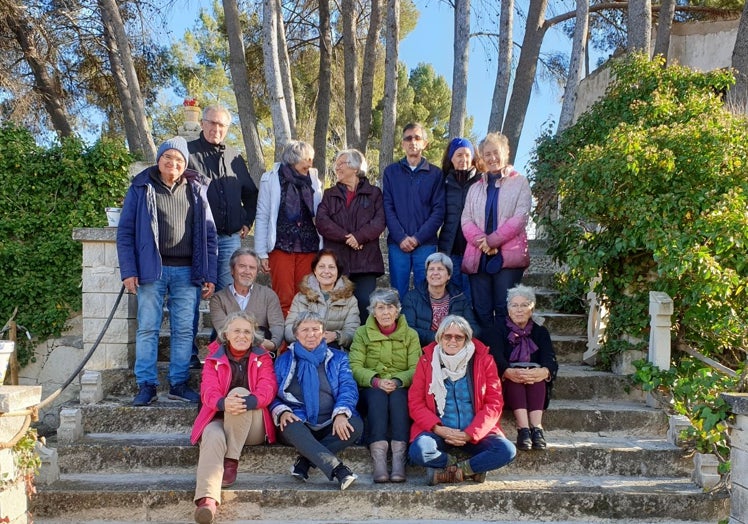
[[447, 137, 474, 160]]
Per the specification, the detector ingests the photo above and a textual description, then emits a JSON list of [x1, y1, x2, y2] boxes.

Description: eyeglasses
[[202, 119, 229, 129], [402, 135, 423, 142], [160, 153, 185, 166], [509, 302, 533, 310], [441, 334, 466, 343]]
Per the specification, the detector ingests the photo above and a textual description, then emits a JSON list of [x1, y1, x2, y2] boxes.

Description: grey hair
[[507, 284, 536, 306], [434, 315, 473, 343], [202, 105, 231, 124], [282, 140, 315, 165], [336, 149, 368, 177], [217, 311, 263, 346], [367, 287, 401, 315], [425, 252, 453, 277], [402, 122, 427, 141], [229, 247, 259, 271], [292, 311, 325, 334]]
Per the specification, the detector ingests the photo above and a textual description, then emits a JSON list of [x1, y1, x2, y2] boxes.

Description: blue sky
[[168, 0, 572, 173]]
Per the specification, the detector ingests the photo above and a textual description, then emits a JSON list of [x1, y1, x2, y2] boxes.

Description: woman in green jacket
[[349, 288, 421, 483]]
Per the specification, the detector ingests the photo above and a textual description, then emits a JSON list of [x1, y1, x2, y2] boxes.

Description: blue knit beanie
[[447, 137, 474, 160], [156, 136, 189, 164]]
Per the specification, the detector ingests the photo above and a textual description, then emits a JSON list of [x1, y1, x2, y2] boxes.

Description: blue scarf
[[292, 341, 328, 424], [506, 318, 539, 362]]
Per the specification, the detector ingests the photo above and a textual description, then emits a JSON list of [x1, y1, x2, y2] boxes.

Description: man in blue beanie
[[117, 136, 218, 406]]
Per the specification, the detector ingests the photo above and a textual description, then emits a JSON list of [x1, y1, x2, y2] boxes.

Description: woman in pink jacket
[[461, 132, 532, 332], [191, 311, 278, 524]]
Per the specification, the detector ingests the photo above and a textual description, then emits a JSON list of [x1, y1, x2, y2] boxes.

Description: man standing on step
[[187, 105, 258, 366], [382, 123, 445, 300], [117, 136, 218, 406]]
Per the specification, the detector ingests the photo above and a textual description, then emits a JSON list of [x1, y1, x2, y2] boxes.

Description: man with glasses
[[382, 123, 445, 300], [188, 105, 258, 365], [117, 137, 218, 406]]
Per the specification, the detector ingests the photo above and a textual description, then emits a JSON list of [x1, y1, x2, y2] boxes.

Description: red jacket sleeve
[[464, 352, 504, 442], [408, 352, 442, 438]]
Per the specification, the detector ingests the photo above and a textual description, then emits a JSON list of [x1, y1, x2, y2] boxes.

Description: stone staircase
[[32, 245, 730, 523]]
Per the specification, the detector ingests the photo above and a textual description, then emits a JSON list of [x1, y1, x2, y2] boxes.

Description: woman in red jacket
[[191, 311, 278, 524], [408, 315, 516, 485]]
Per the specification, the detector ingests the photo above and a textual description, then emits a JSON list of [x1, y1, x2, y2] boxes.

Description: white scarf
[[428, 340, 475, 416]]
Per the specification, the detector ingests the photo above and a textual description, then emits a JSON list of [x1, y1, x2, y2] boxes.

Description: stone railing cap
[[72, 228, 117, 242], [721, 392, 748, 415]]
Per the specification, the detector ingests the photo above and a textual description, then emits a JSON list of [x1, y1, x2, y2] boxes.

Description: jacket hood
[[298, 274, 355, 302], [479, 165, 519, 184], [205, 342, 267, 362]]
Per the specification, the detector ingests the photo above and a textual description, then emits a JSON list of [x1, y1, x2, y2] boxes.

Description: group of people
[[115, 107, 558, 524]]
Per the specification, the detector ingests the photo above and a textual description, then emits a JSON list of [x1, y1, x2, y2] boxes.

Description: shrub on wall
[[0, 123, 131, 365]]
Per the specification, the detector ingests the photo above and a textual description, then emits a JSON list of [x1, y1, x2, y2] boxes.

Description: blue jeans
[[449, 254, 471, 303], [216, 233, 241, 292], [387, 243, 437, 300], [408, 431, 516, 473], [469, 268, 525, 329], [135, 266, 199, 386]]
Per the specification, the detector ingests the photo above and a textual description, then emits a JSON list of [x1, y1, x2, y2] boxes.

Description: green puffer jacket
[[348, 314, 422, 388]]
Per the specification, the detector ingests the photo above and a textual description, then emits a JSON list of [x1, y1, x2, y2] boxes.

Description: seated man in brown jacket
[[209, 247, 284, 356]]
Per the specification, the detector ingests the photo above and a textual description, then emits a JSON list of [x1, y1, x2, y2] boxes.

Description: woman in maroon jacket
[[408, 315, 516, 485], [191, 311, 278, 524], [315, 149, 386, 323]]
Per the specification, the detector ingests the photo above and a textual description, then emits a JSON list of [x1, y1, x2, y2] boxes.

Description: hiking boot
[[168, 382, 200, 403], [194, 497, 216, 524], [332, 463, 358, 490], [516, 427, 532, 451], [426, 465, 464, 486], [471, 471, 487, 483], [222, 458, 238, 487], [531, 426, 547, 450], [132, 384, 157, 406], [291, 455, 311, 482]]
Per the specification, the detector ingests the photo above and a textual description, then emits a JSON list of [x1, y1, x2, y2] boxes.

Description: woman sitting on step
[[408, 315, 516, 485], [190, 311, 278, 524], [489, 284, 558, 451], [271, 311, 363, 490]]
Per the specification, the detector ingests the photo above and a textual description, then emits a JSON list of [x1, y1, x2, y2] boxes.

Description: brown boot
[[427, 465, 464, 486], [390, 440, 407, 482], [369, 441, 389, 483]]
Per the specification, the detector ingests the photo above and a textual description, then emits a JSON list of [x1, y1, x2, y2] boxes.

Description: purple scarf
[[506, 318, 538, 362]]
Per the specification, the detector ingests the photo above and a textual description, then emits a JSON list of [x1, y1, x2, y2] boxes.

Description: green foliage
[[0, 123, 131, 365], [551, 271, 588, 314], [633, 358, 739, 475], [13, 428, 41, 484], [533, 53, 748, 368]]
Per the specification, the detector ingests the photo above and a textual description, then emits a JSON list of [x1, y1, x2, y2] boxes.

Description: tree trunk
[[653, 0, 675, 62], [342, 0, 361, 148], [488, 0, 513, 133], [728, 0, 748, 112], [359, 0, 383, 153], [5, 14, 73, 138], [314, 0, 333, 180], [558, 0, 589, 132], [502, 0, 547, 162], [628, 0, 652, 53], [222, 0, 266, 179], [379, 0, 400, 172], [262, 0, 292, 159], [98, 0, 156, 161], [276, 8, 297, 138], [449, 0, 470, 138]]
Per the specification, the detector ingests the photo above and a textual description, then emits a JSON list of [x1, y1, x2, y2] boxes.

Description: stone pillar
[[648, 291, 673, 370], [72, 228, 135, 372], [0, 385, 43, 524], [722, 393, 748, 524]]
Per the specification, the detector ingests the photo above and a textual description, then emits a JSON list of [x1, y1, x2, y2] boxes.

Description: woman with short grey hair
[[316, 148, 386, 323], [402, 251, 478, 346], [349, 288, 420, 483], [255, 140, 323, 315]]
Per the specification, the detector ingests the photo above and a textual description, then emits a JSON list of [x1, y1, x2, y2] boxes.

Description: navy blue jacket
[[402, 280, 478, 346], [438, 168, 479, 255], [116, 166, 218, 287], [382, 157, 445, 246]]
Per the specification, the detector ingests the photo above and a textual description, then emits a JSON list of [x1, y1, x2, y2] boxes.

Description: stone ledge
[[72, 228, 117, 242]]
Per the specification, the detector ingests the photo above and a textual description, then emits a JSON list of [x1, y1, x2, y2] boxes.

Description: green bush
[[0, 123, 131, 365]]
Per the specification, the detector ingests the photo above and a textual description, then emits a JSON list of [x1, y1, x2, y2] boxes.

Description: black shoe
[[531, 427, 547, 450], [332, 463, 357, 491], [132, 384, 157, 406], [291, 456, 311, 482], [189, 354, 202, 370], [516, 427, 532, 451]]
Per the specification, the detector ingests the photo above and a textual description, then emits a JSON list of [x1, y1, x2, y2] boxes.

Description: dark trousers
[[362, 387, 410, 443], [469, 268, 525, 330], [349, 273, 379, 325]]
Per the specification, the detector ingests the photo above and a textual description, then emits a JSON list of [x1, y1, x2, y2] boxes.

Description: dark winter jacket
[[315, 178, 386, 276], [401, 280, 478, 346], [188, 133, 258, 235], [116, 166, 217, 286], [438, 167, 479, 255]]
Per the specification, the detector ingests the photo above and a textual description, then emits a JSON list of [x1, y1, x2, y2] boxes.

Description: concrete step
[[32, 472, 729, 522], [537, 311, 586, 336], [54, 433, 692, 478], [550, 334, 587, 363]]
